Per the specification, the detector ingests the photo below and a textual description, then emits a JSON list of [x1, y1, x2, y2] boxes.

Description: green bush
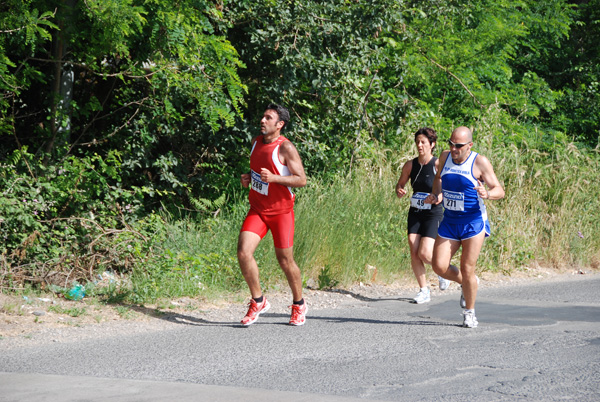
[[0, 149, 145, 289]]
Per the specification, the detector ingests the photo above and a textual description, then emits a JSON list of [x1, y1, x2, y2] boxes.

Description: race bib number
[[251, 170, 268, 196], [443, 190, 464, 211], [410, 192, 431, 210]]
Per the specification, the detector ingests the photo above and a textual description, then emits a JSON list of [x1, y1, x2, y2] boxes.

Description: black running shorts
[[407, 209, 442, 239]]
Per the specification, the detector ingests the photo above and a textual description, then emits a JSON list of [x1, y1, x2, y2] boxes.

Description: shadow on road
[[124, 303, 459, 328], [257, 313, 459, 327], [126, 304, 241, 327], [322, 288, 416, 303]]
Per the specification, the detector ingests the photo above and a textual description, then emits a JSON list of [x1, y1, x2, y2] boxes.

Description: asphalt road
[[1, 274, 599, 402]]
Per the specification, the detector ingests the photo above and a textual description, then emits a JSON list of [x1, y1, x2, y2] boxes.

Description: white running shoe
[[413, 289, 431, 304], [460, 276, 480, 308], [438, 275, 450, 291], [463, 310, 479, 328]]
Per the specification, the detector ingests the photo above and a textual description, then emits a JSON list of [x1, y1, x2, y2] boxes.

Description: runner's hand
[[241, 173, 250, 188], [260, 168, 275, 183], [474, 180, 489, 199], [424, 193, 438, 204], [396, 187, 407, 198]]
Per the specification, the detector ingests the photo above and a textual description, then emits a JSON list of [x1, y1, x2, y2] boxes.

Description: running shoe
[[438, 275, 451, 291], [241, 297, 271, 326], [289, 303, 308, 326], [460, 276, 480, 308], [413, 289, 431, 304], [463, 310, 479, 328]]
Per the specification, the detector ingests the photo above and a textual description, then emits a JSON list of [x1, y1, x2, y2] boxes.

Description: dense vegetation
[[1, 0, 598, 301]]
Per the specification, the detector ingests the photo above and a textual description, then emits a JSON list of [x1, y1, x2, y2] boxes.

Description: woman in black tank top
[[395, 128, 450, 303]]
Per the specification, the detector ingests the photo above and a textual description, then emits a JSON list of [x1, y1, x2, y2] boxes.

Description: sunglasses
[[447, 140, 470, 149]]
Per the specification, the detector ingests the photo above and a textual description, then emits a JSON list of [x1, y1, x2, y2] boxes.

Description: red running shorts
[[240, 209, 295, 249]]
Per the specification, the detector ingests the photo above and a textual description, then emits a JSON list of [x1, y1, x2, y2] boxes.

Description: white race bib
[[251, 170, 268, 196], [410, 192, 431, 210], [443, 190, 465, 211]]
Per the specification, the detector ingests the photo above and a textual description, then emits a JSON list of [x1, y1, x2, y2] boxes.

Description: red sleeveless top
[[248, 135, 295, 215]]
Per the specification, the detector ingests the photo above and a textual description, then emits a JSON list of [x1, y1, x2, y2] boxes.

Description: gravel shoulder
[[1, 265, 596, 349]]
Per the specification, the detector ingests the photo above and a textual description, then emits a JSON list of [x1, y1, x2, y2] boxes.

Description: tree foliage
[[227, 0, 598, 172], [1, 0, 246, 200], [1, 0, 247, 286], [1, 0, 599, 289]]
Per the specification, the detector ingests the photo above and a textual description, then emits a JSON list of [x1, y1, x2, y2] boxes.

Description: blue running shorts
[[437, 218, 490, 241]]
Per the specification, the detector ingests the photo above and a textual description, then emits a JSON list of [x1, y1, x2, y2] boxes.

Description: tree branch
[[349, 70, 378, 175], [420, 51, 485, 108]]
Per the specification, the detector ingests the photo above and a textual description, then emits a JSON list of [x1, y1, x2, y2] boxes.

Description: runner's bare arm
[[395, 160, 412, 198], [260, 140, 307, 188], [432, 158, 443, 205], [425, 151, 448, 204], [474, 155, 504, 200]]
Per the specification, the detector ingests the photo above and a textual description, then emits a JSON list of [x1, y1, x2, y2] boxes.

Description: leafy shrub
[[0, 149, 145, 289]]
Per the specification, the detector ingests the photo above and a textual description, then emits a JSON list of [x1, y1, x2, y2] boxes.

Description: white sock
[[420, 287, 429, 293]]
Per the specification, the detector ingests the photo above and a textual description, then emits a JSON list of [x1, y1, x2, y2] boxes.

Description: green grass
[[48, 305, 87, 317], [293, 160, 410, 286], [473, 110, 600, 272], [115, 306, 133, 319], [1, 302, 24, 315]]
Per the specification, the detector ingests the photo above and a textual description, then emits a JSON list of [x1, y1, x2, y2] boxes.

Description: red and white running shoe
[[289, 303, 308, 326], [241, 297, 270, 326]]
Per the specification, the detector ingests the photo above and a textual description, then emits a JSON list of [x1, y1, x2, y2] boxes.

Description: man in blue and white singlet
[[425, 126, 504, 328]]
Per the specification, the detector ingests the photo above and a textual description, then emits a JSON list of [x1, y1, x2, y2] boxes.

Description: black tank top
[[409, 156, 442, 213]]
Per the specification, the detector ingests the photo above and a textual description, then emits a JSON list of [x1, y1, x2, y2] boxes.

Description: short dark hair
[[414, 127, 437, 148], [266, 103, 290, 131]]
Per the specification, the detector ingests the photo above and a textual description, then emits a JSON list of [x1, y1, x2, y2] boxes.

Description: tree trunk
[[44, 0, 76, 162]]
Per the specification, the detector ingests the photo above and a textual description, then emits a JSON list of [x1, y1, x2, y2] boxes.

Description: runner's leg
[[408, 233, 427, 289], [459, 231, 486, 310], [268, 210, 303, 302], [275, 246, 303, 302], [431, 236, 462, 282], [237, 231, 263, 299], [417, 235, 436, 265]]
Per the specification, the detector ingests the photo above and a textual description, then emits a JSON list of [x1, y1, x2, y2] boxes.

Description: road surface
[[1, 273, 599, 401]]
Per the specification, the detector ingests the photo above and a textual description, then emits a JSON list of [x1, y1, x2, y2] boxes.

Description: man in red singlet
[[238, 104, 307, 326]]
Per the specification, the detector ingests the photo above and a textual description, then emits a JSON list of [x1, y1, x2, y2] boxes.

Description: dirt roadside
[[1, 265, 596, 349]]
